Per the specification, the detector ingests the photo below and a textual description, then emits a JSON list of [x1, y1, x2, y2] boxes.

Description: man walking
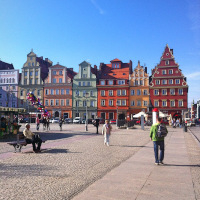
[[150, 117, 168, 165]]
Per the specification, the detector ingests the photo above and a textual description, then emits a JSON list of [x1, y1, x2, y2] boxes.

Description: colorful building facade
[[97, 59, 132, 120], [149, 44, 188, 119], [72, 61, 98, 120], [129, 61, 149, 118], [44, 64, 75, 119]]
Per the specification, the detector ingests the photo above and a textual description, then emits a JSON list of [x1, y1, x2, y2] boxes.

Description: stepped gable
[[157, 44, 178, 67], [0, 60, 14, 70]]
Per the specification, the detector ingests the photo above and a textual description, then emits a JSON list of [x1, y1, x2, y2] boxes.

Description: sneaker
[[160, 161, 164, 165], [155, 162, 159, 165], [106, 143, 109, 146]]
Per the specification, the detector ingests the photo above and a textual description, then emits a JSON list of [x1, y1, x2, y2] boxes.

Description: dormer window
[[108, 80, 113, 85], [100, 80, 105, 85], [118, 80, 125, 85], [165, 60, 169, 65]]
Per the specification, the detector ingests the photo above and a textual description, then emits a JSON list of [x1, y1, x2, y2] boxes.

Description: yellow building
[[129, 61, 149, 119]]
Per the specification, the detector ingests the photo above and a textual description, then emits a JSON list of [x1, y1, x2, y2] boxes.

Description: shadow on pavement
[[164, 164, 200, 167]]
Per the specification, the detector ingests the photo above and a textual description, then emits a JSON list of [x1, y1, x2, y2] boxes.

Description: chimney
[[94, 65, 97, 69], [145, 67, 147, 74]]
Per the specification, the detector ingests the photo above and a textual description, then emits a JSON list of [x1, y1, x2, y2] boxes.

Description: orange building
[[97, 59, 132, 120], [129, 61, 149, 118], [43, 64, 76, 119]]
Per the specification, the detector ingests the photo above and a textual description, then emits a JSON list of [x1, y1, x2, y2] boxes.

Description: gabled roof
[[0, 60, 14, 70], [110, 58, 121, 62]]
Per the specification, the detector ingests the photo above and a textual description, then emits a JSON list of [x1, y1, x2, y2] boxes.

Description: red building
[[97, 59, 132, 120], [149, 44, 188, 119]]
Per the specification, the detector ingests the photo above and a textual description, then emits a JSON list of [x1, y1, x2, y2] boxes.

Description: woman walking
[[102, 120, 112, 146]]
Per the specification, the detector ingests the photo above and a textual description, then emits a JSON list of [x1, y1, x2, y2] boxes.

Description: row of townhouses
[[0, 45, 189, 120]]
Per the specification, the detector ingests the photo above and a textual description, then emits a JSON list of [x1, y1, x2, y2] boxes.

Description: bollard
[[183, 124, 187, 132]]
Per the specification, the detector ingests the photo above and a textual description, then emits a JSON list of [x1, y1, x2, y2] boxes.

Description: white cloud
[[91, 0, 105, 15], [187, 71, 200, 80]]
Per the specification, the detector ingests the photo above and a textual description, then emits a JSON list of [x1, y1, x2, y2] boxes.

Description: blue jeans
[[153, 140, 164, 163]]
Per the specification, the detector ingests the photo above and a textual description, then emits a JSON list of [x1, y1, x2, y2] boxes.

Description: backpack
[[156, 124, 167, 138]]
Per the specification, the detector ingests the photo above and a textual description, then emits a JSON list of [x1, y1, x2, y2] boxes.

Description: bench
[[7, 134, 46, 153]]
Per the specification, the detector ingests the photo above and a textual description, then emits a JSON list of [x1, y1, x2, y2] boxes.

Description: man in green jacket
[[150, 117, 168, 165]]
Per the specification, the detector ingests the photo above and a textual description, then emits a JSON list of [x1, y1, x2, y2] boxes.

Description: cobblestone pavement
[[0, 123, 150, 200]]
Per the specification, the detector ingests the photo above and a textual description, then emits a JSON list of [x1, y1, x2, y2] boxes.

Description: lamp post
[[116, 103, 118, 127], [85, 92, 89, 131]]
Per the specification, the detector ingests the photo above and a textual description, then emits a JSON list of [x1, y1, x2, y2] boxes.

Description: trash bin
[[184, 124, 187, 132]]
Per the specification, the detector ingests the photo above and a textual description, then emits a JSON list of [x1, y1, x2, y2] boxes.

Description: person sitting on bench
[[23, 123, 42, 153]]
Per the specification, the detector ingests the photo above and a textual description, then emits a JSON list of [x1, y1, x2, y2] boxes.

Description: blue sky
[[0, 0, 200, 106]]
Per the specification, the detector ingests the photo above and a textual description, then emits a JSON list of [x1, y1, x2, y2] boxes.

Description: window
[[178, 100, 183, 107], [135, 80, 138, 86], [169, 69, 173, 74], [53, 71, 57, 75], [83, 90, 87, 96], [66, 89, 70, 94], [76, 90, 79, 96], [35, 78, 38, 84], [154, 89, 159, 95], [61, 89, 64, 95], [50, 100, 54, 106], [176, 79, 180, 84], [143, 101, 148, 106], [30, 71, 33, 76], [35, 71, 38, 76], [137, 100, 141, 106], [25, 72, 27, 76], [140, 80, 143, 85], [0, 94, 2, 99], [90, 100, 95, 107], [83, 100, 87, 107], [56, 100, 59, 106], [12, 78, 15, 83], [162, 80, 167, 85], [117, 90, 121, 96], [122, 100, 126, 106], [162, 89, 167, 95], [108, 90, 113, 96], [131, 90, 135, 95], [90, 90, 94, 96], [45, 100, 49, 106], [122, 90, 126, 96], [170, 100, 175, 107], [162, 70, 166, 75], [131, 101, 135, 106], [38, 90, 41, 96], [118, 80, 125, 85], [108, 80, 113, 85], [79, 82, 81, 86], [137, 89, 141, 95], [117, 100, 121, 106], [169, 79, 173, 84], [51, 89, 54, 95], [165, 60, 169, 65], [170, 89, 175, 95], [101, 100, 105, 106], [162, 100, 167, 107], [45, 89, 49, 95], [100, 80, 105, 85], [59, 71, 62, 75], [32, 62, 34, 66], [61, 99, 64, 106], [59, 78, 62, 83], [66, 99, 69, 106], [143, 90, 148, 95], [87, 82, 90, 86], [24, 79, 27, 84], [53, 78, 56, 83], [83, 82, 85, 86], [109, 100, 113, 106], [20, 90, 23, 96], [100, 90, 105, 96], [30, 79, 33, 84], [178, 89, 183, 95], [154, 100, 159, 107], [76, 100, 79, 107], [56, 89, 59, 95]]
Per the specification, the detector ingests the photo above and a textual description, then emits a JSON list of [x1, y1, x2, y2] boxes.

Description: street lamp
[[116, 102, 119, 127], [85, 92, 89, 131]]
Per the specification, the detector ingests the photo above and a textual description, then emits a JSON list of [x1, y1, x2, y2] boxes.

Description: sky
[[0, 0, 200, 107]]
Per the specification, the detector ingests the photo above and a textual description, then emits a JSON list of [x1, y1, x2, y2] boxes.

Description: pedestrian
[[23, 123, 42, 153], [59, 118, 63, 131], [150, 117, 168, 165], [46, 118, 50, 131], [43, 117, 47, 130], [36, 116, 40, 131], [102, 120, 112, 146]]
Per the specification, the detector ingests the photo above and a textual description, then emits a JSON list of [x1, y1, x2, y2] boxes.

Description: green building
[[72, 61, 98, 120]]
